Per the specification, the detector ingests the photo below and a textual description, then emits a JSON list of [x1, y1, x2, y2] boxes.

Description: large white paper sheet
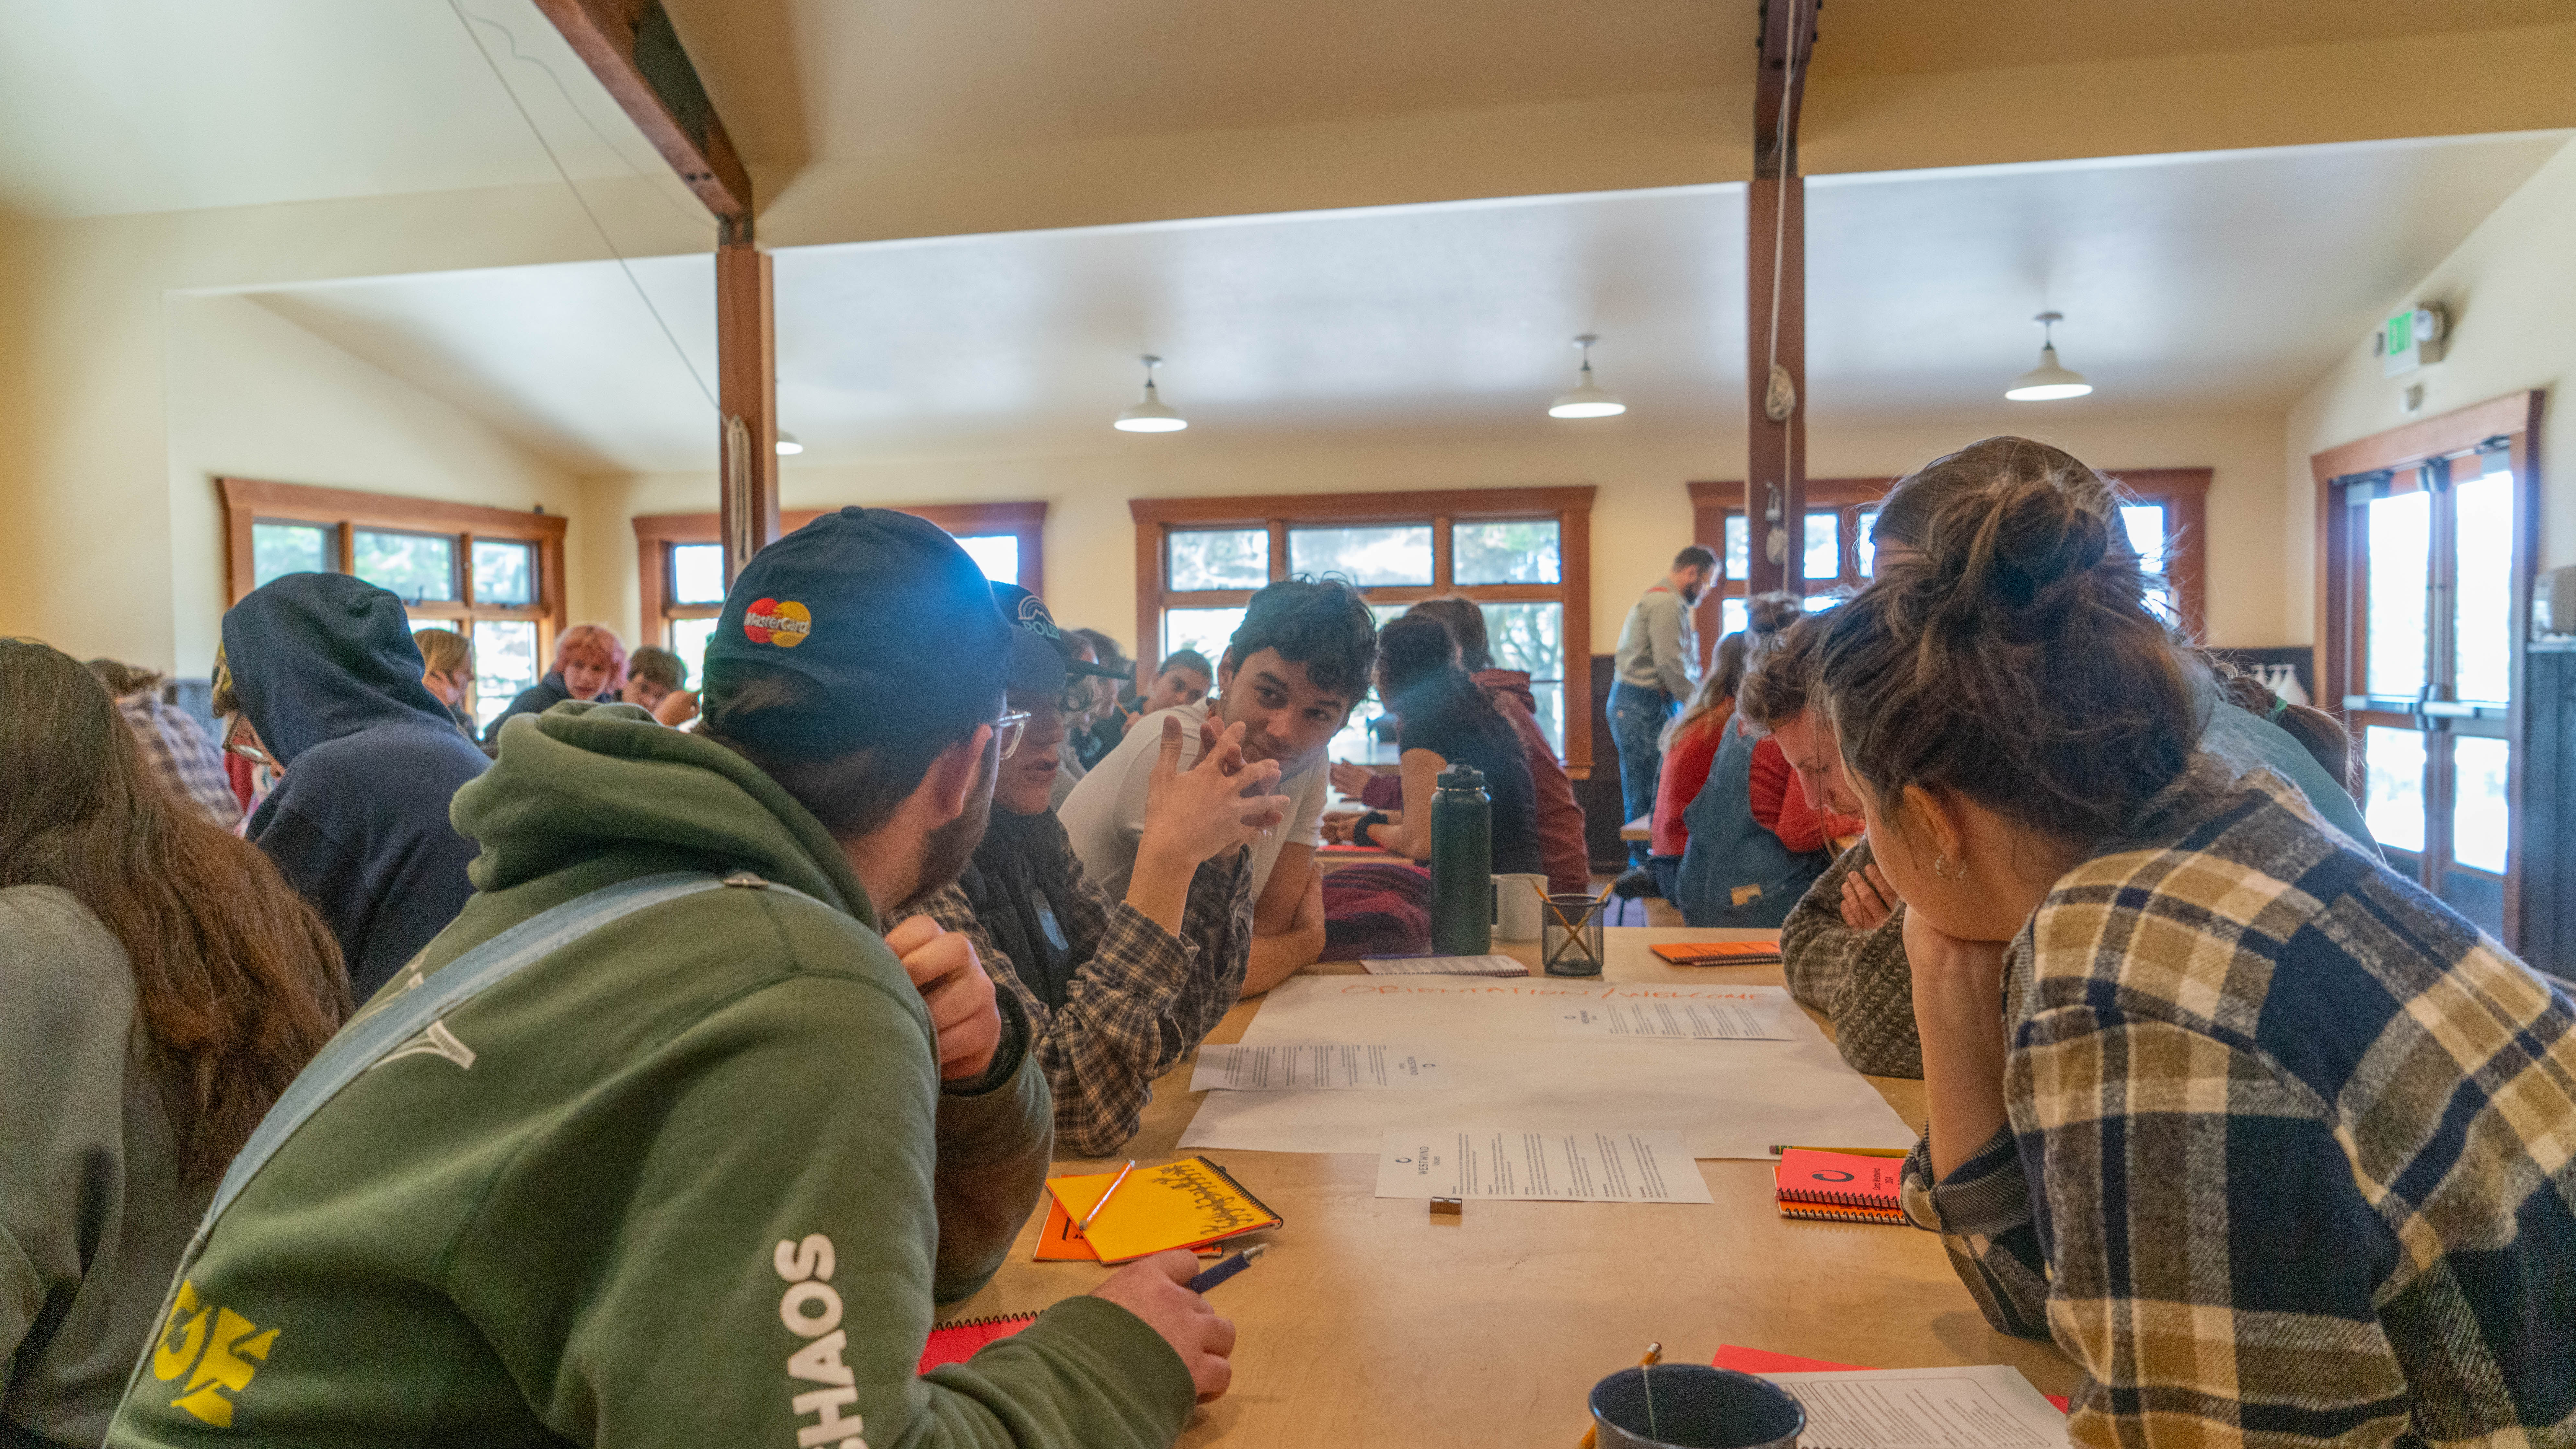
[[1190, 1044, 1450, 1091], [1757, 1365, 2069, 1449], [1179, 977, 1914, 1160], [1375, 1127, 1714, 1203]]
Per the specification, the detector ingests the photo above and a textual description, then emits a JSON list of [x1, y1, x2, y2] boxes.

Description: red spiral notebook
[[918, 1312, 1040, 1374], [1774, 1149, 1904, 1224]]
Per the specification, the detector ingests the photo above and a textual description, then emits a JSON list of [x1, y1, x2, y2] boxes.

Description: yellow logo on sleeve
[[151, 1281, 278, 1427]]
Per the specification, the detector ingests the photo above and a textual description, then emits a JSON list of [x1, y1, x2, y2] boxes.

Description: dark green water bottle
[[1429, 762, 1492, 955]]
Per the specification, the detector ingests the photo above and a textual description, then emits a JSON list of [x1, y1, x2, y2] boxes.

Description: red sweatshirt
[[1648, 706, 1729, 858]]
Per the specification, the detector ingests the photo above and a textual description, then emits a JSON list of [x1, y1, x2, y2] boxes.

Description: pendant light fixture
[[1113, 355, 1188, 433], [774, 429, 804, 456], [1548, 334, 1627, 418], [2005, 312, 2093, 401]]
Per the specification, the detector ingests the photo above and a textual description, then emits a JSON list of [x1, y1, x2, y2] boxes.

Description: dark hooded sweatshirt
[[224, 574, 489, 1001], [482, 670, 605, 751]]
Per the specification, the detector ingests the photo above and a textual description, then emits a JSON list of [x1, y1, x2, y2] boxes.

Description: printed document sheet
[[1759, 1365, 2070, 1449], [1179, 976, 1912, 1160], [1360, 954, 1529, 977], [1374, 1127, 1714, 1203], [1553, 998, 1791, 1040], [1190, 1044, 1450, 1091]]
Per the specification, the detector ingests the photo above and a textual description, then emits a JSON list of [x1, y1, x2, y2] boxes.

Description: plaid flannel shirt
[[1780, 838, 1921, 1078], [1902, 761, 2576, 1447], [917, 825, 1254, 1158], [115, 691, 242, 828]]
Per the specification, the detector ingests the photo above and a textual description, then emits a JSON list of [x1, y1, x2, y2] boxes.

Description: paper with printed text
[[1553, 998, 1791, 1040], [1374, 1127, 1714, 1203], [1190, 1044, 1450, 1091], [1757, 1365, 2070, 1449]]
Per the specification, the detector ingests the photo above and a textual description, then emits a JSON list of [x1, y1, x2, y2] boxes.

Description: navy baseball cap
[[991, 583, 1127, 697], [702, 508, 1012, 755]]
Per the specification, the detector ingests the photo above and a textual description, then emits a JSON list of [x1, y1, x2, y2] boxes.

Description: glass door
[[2341, 449, 2517, 934]]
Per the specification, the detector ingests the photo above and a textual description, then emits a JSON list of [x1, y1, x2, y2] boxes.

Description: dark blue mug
[[1589, 1365, 1805, 1449]]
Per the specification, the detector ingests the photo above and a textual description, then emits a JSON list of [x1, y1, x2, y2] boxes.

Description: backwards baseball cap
[[991, 582, 1127, 698], [702, 508, 1012, 755]]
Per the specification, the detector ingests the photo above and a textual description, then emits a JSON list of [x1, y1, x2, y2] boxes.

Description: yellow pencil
[[1579, 1343, 1663, 1448], [1076, 1160, 1137, 1234]]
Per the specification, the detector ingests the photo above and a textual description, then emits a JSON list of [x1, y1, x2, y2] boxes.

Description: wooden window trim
[[220, 476, 567, 636], [1129, 486, 1596, 777], [633, 502, 1048, 650], [2310, 389, 2545, 951], [1689, 468, 2212, 659]]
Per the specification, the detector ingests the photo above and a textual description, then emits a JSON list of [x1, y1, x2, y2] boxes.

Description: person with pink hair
[[482, 624, 629, 748]]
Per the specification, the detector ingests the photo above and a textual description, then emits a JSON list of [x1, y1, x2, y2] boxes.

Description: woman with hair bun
[[1870, 435, 2374, 850], [1817, 472, 2575, 1440], [1764, 438, 2375, 1082], [1666, 593, 1860, 927]]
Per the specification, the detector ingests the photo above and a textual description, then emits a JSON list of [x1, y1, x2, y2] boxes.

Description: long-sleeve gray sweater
[[2, 886, 207, 1449]]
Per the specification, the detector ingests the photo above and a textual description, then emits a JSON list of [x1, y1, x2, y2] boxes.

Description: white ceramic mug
[[1491, 873, 1550, 941]]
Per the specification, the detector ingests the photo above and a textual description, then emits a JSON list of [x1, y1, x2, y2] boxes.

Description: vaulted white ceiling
[[4, 0, 2566, 220], [232, 131, 2570, 474]]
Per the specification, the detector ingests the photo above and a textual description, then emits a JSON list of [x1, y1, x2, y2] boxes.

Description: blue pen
[[1187, 1243, 1269, 1293]]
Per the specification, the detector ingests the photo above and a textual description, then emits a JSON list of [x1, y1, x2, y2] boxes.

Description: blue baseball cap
[[702, 508, 1011, 755], [991, 582, 1127, 697]]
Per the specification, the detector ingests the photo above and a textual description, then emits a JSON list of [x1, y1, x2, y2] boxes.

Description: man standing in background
[[1607, 545, 1714, 891]]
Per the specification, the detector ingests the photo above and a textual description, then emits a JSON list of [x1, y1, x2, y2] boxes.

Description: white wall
[[2286, 135, 2576, 640], [585, 406, 2290, 663], [0, 178, 705, 672], [163, 293, 589, 670]]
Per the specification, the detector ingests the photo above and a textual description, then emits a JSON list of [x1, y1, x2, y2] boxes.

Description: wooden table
[[1621, 814, 1652, 841], [940, 927, 2076, 1445]]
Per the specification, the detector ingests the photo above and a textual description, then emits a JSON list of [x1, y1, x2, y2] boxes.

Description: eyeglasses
[[993, 709, 1031, 761], [221, 715, 280, 772]]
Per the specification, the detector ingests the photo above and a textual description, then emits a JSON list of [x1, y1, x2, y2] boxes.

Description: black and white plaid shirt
[[916, 821, 1254, 1158]]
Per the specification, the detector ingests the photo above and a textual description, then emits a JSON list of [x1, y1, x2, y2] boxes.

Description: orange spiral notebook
[[1650, 941, 1784, 966], [1774, 1148, 1905, 1223]]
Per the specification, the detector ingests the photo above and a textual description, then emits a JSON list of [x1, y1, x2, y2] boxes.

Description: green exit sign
[[2379, 305, 2445, 378]]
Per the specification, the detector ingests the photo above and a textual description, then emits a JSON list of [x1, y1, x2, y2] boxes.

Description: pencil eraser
[[1430, 1197, 1463, 1217]]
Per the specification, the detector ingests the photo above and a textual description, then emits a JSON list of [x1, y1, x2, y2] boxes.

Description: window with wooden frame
[[2313, 391, 2542, 949], [634, 502, 1046, 687], [219, 477, 566, 736], [1130, 487, 1595, 775], [1687, 468, 2210, 657]]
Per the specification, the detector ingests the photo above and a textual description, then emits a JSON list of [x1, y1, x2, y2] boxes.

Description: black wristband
[[1355, 811, 1391, 848]]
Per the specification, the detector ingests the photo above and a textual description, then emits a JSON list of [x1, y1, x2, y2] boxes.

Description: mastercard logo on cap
[[742, 598, 812, 647]]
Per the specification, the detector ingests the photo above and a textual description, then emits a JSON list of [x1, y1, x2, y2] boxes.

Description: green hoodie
[[107, 704, 1196, 1449]]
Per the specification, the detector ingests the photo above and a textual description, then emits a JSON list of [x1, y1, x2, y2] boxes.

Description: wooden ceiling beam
[[530, 0, 753, 229], [532, 0, 776, 574]]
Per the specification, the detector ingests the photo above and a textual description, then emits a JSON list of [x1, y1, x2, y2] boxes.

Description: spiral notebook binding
[[932, 1311, 1041, 1332], [1777, 1187, 1899, 1210], [1778, 1202, 1904, 1224]]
